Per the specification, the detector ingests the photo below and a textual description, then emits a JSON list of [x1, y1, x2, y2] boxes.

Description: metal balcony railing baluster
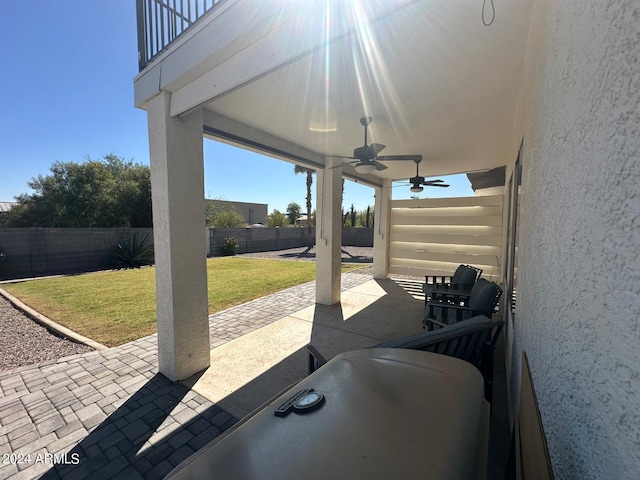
[[136, 0, 221, 71]]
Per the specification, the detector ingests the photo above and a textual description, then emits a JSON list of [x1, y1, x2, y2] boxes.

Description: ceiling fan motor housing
[[353, 145, 373, 160]]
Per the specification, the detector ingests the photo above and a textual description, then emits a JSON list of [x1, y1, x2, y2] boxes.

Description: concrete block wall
[[208, 227, 373, 256], [0, 227, 373, 278], [341, 227, 374, 247], [0, 228, 153, 280], [208, 227, 313, 255]]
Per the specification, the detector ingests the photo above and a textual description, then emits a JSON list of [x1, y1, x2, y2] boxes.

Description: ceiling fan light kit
[[354, 163, 377, 174]]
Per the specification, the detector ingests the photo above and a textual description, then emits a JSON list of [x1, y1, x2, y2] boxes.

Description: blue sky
[[1, 1, 473, 214]]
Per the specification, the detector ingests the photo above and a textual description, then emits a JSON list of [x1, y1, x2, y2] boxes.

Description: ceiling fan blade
[[328, 159, 358, 169], [377, 154, 423, 162], [372, 160, 388, 171], [426, 183, 450, 188], [353, 145, 368, 159]]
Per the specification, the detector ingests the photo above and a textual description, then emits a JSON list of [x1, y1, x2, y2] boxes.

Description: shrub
[[112, 232, 154, 269], [0, 248, 5, 276], [267, 209, 287, 227], [220, 237, 239, 256]]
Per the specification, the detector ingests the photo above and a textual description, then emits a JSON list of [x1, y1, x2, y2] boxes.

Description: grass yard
[[3, 258, 363, 347]]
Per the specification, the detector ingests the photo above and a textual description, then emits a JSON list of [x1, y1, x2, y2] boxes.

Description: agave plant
[[112, 232, 154, 269]]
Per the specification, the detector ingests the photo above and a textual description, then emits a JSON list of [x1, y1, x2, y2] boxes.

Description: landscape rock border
[[0, 287, 108, 351]]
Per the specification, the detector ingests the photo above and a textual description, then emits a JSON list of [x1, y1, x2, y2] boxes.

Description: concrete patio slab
[[184, 315, 312, 419], [184, 277, 426, 419], [290, 279, 425, 342]]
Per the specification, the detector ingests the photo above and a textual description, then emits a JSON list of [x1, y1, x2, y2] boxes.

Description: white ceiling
[[201, 0, 533, 182]]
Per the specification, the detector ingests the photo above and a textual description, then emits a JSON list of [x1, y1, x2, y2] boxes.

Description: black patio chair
[[306, 316, 504, 402], [424, 278, 502, 330], [422, 264, 483, 306]]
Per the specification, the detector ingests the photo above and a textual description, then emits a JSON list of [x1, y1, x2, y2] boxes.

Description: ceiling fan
[[337, 117, 423, 174], [397, 158, 450, 193]]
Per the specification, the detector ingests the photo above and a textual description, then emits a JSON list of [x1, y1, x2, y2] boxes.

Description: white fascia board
[[134, 63, 162, 109]]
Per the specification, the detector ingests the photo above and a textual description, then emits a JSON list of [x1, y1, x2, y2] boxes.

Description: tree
[[212, 210, 245, 228], [3, 155, 152, 227], [294, 165, 315, 246], [341, 206, 374, 227], [267, 209, 287, 227], [205, 199, 245, 227], [286, 202, 301, 225]]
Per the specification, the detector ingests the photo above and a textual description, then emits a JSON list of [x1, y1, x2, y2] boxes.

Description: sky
[[1, 1, 473, 215]]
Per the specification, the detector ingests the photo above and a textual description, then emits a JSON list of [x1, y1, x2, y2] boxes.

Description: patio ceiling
[[137, 0, 533, 184]]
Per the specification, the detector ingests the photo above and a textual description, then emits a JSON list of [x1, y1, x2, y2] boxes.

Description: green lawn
[[3, 258, 363, 347]]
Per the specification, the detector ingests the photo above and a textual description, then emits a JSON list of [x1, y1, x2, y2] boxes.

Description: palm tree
[[294, 165, 315, 247]]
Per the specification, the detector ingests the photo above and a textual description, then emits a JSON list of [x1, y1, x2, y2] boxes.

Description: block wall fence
[[0, 227, 373, 280]]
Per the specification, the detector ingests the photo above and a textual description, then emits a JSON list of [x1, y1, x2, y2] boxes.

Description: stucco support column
[[147, 91, 210, 381], [315, 159, 342, 305], [373, 180, 392, 279]]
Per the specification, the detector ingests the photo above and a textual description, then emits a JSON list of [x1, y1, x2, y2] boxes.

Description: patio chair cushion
[[468, 279, 501, 311], [449, 265, 468, 284], [455, 266, 478, 289]]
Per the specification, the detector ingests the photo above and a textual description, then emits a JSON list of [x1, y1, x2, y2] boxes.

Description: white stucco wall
[[512, 1, 640, 477]]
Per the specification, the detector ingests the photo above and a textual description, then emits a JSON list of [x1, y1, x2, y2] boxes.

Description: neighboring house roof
[[0, 202, 17, 213]]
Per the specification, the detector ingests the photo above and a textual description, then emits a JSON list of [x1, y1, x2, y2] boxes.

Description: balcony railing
[[136, 0, 222, 71]]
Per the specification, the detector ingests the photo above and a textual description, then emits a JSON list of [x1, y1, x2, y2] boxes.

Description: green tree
[[294, 165, 315, 246], [212, 210, 245, 228], [268, 209, 287, 227], [286, 202, 301, 225], [205, 199, 245, 227], [3, 155, 152, 227]]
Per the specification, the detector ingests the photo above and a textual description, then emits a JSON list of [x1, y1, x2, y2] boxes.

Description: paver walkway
[[0, 271, 372, 479]]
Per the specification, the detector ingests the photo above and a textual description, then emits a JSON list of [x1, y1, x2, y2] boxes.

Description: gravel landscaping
[[0, 293, 94, 372]]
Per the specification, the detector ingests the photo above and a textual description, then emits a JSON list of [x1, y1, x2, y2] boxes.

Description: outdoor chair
[[422, 264, 483, 306], [306, 316, 504, 403], [424, 278, 502, 331]]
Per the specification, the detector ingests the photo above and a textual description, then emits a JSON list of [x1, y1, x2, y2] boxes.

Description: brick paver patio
[[0, 271, 372, 479]]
